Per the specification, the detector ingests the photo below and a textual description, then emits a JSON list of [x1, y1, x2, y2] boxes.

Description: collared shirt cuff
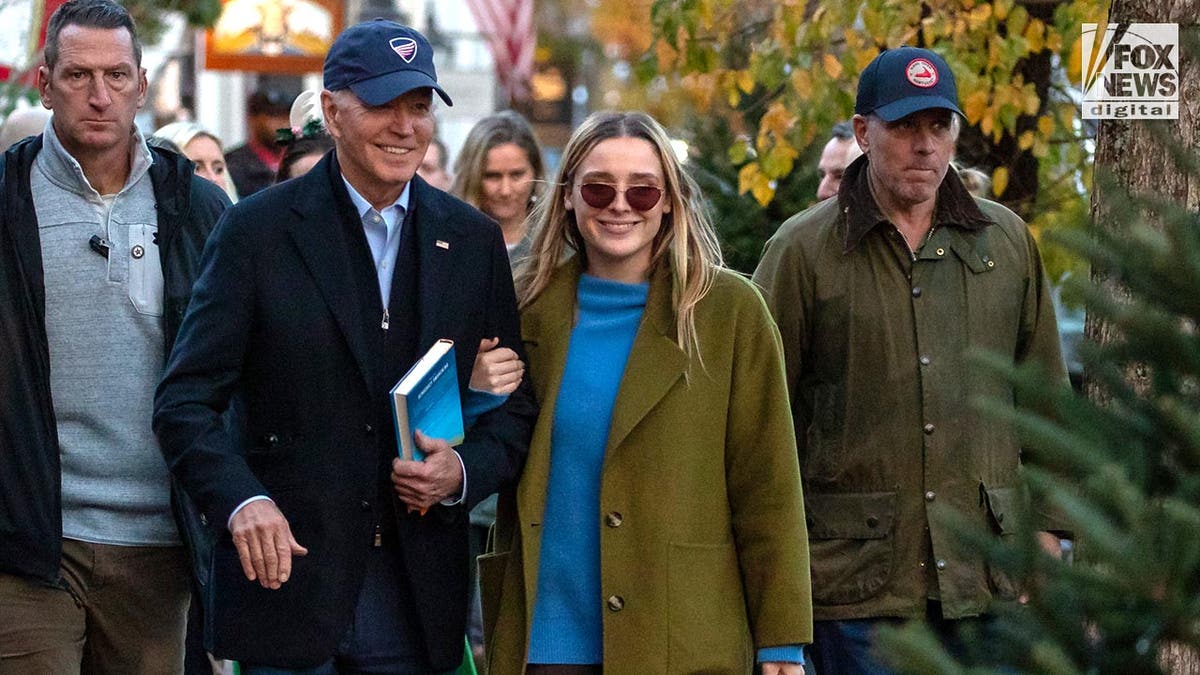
[[439, 450, 466, 506], [227, 495, 273, 530], [757, 645, 805, 665]]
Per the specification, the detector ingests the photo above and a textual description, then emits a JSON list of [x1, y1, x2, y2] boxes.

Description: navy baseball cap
[[855, 47, 962, 121], [323, 19, 453, 107]]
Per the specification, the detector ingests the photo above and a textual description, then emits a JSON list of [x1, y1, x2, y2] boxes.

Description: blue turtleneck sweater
[[528, 274, 648, 664]]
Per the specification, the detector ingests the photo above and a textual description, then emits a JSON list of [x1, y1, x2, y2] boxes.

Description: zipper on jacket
[[381, 308, 390, 330]]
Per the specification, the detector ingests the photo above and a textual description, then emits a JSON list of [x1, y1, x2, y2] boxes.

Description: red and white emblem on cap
[[905, 58, 938, 88], [390, 37, 417, 63]]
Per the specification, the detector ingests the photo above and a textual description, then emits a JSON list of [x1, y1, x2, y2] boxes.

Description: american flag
[[464, 0, 535, 104]]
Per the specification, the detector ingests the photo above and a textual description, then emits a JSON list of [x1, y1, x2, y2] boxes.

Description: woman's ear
[[563, 189, 574, 211]]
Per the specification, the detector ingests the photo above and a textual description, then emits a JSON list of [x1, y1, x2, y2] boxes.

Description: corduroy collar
[[835, 153, 994, 253]]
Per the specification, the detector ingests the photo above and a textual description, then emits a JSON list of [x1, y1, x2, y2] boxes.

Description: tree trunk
[[1087, 1, 1200, 672], [1086, 0, 1200, 404]]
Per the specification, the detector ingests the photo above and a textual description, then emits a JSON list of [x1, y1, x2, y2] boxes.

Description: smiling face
[[322, 87, 434, 209], [480, 142, 535, 229], [38, 24, 146, 162], [854, 108, 956, 211], [566, 136, 670, 283]]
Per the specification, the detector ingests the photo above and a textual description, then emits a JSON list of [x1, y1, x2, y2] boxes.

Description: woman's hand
[[469, 337, 525, 395]]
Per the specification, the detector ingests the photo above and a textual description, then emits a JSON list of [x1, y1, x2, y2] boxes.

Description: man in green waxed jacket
[[752, 46, 1069, 674]]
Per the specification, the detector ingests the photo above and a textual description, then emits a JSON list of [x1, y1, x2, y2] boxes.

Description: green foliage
[[641, 0, 1105, 280], [125, 0, 224, 43], [679, 111, 816, 273], [878, 138, 1200, 674]]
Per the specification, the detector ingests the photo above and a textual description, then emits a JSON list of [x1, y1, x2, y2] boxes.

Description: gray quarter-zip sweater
[[32, 119, 178, 546]]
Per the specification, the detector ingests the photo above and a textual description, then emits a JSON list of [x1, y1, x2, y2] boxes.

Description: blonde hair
[[152, 121, 239, 202], [515, 111, 724, 361]]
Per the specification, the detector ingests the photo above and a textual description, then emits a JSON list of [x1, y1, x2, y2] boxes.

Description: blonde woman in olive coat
[[479, 111, 812, 675]]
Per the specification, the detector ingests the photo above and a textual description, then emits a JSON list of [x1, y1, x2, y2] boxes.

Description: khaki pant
[[0, 539, 190, 675]]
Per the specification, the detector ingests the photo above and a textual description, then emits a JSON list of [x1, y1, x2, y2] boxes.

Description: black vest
[[333, 182, 422, 538]]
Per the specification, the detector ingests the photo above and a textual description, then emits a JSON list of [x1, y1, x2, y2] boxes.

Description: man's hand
[[229, 500, 308, 589], [1036, 531, 1064, 558], [468, 337, 524, 396], [391, 430, 465, 512], [762, 663, 805, 675]]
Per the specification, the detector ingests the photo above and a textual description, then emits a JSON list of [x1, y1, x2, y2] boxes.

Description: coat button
[[360, 500, 371, 511], [925, 490, 936, 502], [605, 512, 623, 528], [364, 423, 373, 433], [919, 355, 931, 366], [199, 513, 208, 526], [264, 433, 280, 445], [911, 287, 922, 298], [936, 559, 947, 570], [923, 423, 935, 434], [607, 595, 625, 611], [865, 516, 879, 528]]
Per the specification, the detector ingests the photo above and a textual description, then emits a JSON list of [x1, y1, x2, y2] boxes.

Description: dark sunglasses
[[578, 183, 664, 211]]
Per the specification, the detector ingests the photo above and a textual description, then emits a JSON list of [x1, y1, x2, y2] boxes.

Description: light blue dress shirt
[[341, 177, 409, 307]]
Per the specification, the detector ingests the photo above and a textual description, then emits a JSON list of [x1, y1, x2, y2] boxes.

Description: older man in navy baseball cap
[[752, 44, 1068, 675], [154, 16, 537, 675]]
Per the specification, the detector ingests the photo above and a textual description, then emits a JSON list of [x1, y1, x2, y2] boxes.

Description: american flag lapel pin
[[436, 239, 450, 250]]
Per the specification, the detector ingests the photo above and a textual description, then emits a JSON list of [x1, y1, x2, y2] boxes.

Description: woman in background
[[480, 111, 812, 674], [276, 131, 335, 182], [153, 121, 239, 203], [451, 110, 544, 263]]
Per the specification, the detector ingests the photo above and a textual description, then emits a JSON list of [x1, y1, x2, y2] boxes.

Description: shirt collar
[[836, 154, 994, 253], [340, 174, 411, 220], [37, 115, 153, 198]]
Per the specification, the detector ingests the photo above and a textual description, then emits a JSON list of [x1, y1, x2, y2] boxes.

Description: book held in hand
[[391, 339, 464, 461]]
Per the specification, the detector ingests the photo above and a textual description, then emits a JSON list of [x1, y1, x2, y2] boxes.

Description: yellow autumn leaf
[[737, 162, 761, 196], [962, 90, 990, 125], [1037, 115, 1054, 136], [980, 110, 994, 138], [1022, 85, 1041, 115], [681, 72, 716, 110], [844, 28, 864, 50], [1025, 19, 1045, 53], [1045, 28, 1063, 53], [737, 69, 756, 94], [967, 4, 992, 30], [751, 175, 776, 206], [1018, 130, 1035, 150], [855, 46, 879, 71], [791, 68, 813, 95], [759, 101, 797, 140], [1070, 38, 1089, 81], [822, 53, 843, 79], [992, 166, 1009, 197], [994, 0, 1012, 20]]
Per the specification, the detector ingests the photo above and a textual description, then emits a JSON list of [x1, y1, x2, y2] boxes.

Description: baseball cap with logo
[[323, 19, 453, 107], [854, 46, 962, 121]]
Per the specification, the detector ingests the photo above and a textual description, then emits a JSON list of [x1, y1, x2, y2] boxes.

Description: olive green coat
[[480, 260, 812, 674], [751, 157, 1068, 621]]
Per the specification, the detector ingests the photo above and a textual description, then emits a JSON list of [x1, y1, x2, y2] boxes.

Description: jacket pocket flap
[[806, 491, 896, 539], [982, 485, 1019, 534]]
